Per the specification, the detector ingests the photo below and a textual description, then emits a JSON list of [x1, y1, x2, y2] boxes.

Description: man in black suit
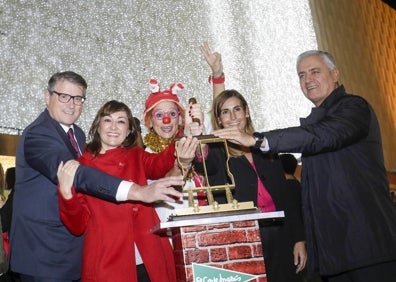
[[9, 71, 183, 281], [213, 50, 396, 282]]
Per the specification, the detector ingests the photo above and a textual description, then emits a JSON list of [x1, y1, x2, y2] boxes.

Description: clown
[[142, 78, 207, 205], [142, 79, 187, 153], [133, 79, 205, 280]]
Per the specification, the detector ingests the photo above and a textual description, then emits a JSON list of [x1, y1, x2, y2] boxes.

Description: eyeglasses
[[50, 90, 86, 105], [152, 109, 180, 120]]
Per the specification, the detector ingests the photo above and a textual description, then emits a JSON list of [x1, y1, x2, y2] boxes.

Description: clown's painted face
[[150, 101, 181, 139]]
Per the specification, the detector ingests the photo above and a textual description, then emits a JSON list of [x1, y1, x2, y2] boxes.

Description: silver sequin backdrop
[[1, 0, 317, 137]]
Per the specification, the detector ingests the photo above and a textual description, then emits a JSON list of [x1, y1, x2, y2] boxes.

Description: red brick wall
[[172, 220, 267, 282]]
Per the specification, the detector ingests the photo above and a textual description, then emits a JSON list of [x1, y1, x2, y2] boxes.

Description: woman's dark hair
[[86, 100, 138, 156]]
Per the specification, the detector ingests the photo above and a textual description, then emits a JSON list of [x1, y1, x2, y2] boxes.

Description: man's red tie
[[67, 128, 81, 157]]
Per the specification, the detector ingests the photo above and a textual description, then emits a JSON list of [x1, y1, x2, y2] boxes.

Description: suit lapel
[[43, 110, 81, 158]]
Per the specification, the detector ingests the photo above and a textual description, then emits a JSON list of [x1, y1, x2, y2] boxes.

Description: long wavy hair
[[86, 100, 138, 157], [212, 89, 255, 156]]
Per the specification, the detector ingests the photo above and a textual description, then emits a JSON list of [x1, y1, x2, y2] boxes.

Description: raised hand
[[184, 100, 206, 136], [199, 41, 223, 77]]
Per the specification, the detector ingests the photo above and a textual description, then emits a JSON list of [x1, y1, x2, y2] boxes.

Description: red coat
[[59, 145, 176, 282]]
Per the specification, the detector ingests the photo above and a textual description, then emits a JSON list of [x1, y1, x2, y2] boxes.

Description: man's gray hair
[[296, 50, 337, 71]]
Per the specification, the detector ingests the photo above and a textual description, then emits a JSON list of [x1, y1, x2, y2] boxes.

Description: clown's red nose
[[162, 117, 171, 124]]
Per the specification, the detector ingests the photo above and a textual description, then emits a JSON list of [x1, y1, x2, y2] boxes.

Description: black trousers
[[0, 273, 14, 282], [136, 263, 150, 282], [259, 224, 303, 282], [322, 260, 396, 282]]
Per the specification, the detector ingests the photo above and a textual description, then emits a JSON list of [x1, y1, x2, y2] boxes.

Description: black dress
[[195, 144, 305, 282]]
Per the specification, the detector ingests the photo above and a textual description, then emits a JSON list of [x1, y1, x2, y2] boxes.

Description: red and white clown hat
[[142, 78, 186, 127]]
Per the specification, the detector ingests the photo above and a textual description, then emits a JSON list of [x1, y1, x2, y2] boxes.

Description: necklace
[[143, 129, 172, 153], [144, 127, 195, 180]]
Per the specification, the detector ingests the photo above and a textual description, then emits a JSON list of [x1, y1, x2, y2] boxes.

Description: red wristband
[[208, 74, 225, 84]]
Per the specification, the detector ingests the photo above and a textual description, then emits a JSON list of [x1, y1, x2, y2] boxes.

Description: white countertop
[[151, 210, 285, 233]]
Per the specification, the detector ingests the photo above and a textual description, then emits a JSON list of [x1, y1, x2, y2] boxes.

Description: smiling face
[[149, 101, 181, 139], [45, 80, 84, 126], [97, 110, 131, 153], [297, 55, 339, 107], [218, 96, 248, 131]]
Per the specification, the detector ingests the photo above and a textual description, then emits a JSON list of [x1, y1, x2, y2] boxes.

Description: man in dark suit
[[9, 71, 183, 282], [213, 51, 396, 282]]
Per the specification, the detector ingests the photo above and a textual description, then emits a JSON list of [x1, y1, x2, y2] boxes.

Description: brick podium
[[153, 211, 284, 282]]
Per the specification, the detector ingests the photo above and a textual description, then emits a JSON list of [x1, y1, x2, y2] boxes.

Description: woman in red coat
[[56, 100, 197, 282]]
